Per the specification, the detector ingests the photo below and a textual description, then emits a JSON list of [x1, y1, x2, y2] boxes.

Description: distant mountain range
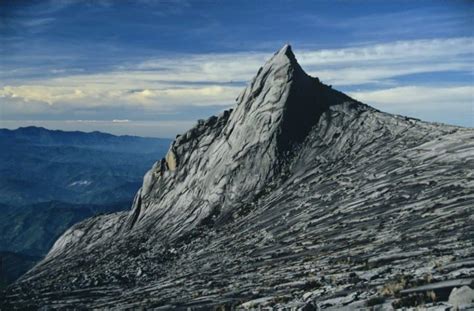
[[0, 126, 170, 286], [0, 126, 171, 206]]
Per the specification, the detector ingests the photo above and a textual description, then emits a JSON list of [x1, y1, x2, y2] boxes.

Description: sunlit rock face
[[3, 46, 473, 310]]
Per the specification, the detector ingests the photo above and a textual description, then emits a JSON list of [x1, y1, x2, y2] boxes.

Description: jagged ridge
[[3, 45, 473, 310]]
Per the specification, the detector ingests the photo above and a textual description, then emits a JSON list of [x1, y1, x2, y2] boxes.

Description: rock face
[[3, 45, 474, 309], [124, 45, 337, 241]]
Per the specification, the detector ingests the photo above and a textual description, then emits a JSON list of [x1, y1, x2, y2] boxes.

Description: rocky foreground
[[2, 45, 474, 310]]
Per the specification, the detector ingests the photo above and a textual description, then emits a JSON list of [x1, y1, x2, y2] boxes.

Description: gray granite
[[3, 45, 473, 310]]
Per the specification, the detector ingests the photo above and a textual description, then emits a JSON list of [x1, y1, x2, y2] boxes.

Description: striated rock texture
[[3, 45, 474, 310]]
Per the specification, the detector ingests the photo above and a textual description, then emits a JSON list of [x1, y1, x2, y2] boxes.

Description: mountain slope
[[0, 252, 39, 290], [0, 201, 130, 257], [4, 46, 473, 309]]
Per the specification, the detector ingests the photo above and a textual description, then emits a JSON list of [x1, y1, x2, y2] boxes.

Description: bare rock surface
[[2, 45, 474, 310]]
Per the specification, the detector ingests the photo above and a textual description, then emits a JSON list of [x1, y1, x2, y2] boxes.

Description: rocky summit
[[3, 45, 474, 310]]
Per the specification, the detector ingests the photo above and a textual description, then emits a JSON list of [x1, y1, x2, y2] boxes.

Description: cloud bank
[[1, 37, 473, 135]]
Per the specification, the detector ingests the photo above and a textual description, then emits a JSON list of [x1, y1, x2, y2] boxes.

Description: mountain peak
[[122, 45, 356, 234], [276, 43, 293, 56], [231, 44, 348, 152], [260, 43, 297, 73]]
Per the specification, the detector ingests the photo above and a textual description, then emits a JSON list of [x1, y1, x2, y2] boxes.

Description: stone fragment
[[448, 286, 474, 309]]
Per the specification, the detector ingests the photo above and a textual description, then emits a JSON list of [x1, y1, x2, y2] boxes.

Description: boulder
[[449, 286, 474, 309]]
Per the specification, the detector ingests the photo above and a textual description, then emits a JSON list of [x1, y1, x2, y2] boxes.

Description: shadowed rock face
[[3, 46, 473, 310]]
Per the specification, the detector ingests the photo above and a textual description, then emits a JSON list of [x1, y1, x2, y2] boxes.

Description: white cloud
[[1, 37, 472, 128], [299, 38, 473, 65], [0, 82, 241, 116], [125, 37, 473, 86], [0, 86, 87, 106], [125, 86, 237, 106], [349, 86, 473, 108], [349, 86, 473, 127]]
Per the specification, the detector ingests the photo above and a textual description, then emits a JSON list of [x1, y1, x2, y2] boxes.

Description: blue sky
[[0, 0, 473, 137]]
